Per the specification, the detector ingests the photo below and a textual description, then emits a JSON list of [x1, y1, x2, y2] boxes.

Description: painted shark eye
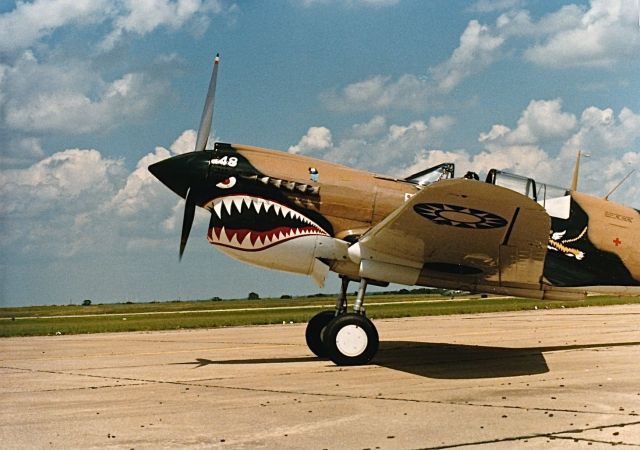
[[216, 177, 236, 189]]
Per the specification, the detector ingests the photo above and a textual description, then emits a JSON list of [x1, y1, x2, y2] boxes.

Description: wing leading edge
[[351, 179, 552, 295]]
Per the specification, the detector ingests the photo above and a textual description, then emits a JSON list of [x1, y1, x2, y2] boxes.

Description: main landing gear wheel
[[324, 313, 379, 366], [305, 310, 336, 357]]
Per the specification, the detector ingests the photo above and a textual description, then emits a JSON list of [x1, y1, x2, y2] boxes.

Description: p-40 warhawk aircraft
[[150, 54, 640, 366]]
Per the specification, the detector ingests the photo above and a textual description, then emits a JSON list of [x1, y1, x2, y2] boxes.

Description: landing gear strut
[[304, 277, 379, 366]]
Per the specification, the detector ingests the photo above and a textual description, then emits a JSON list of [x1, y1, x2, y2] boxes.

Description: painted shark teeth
[[207, 195, 323, 228], [209, 225, 325, 251], [205, 195, 329, 251]]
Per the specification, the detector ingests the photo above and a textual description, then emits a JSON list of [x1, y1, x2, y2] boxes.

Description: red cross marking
[[613, 237, 622, 247]]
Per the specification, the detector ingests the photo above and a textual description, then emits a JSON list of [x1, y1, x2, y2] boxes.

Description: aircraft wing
[[358, 179, 551, 289]]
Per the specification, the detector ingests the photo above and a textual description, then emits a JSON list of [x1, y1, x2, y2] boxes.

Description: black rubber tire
[[305, 310, 336, 357], [324, 313, 379, 366]]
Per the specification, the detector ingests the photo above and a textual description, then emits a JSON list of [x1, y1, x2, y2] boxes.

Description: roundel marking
[[413, 203, 508, 229]]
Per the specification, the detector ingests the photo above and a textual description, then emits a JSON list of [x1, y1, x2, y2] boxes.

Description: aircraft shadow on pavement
[[374, 341, 548, 379], [177, 341, 640, 379]]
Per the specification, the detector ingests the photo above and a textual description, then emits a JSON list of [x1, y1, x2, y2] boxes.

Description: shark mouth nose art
[[205, 195, 329, 251]]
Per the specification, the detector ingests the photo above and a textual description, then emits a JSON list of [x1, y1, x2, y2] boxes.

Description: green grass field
[[1, 294, 639, 337]]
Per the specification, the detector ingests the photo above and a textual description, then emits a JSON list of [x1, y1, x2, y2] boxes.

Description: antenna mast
[[570, 150, 590, 191], [604, 169, 636, 201]]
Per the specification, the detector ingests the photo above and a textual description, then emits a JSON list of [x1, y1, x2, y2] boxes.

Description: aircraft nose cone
[[148, 151, 212, 198]]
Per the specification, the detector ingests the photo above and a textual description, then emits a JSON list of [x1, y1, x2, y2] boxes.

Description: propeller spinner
[[148, 53, 220, 259]]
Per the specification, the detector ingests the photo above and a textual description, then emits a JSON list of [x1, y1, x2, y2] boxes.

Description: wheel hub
[[335, 324, 368, 357]]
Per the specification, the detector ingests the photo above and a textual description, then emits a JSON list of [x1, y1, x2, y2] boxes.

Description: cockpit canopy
[[485, 169, 569, 203], [404, 163, 455, 186], [405, 164, 571, 219], [486, 169, 571, 219]]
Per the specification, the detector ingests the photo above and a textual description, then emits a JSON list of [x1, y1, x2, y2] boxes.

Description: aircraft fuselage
[[150, 142, 640, 300]]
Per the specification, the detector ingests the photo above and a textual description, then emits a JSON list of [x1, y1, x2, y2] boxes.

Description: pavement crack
[[419, 420, 640, 449], [550, 434, 638, 447], [3, 365, 636, 420]]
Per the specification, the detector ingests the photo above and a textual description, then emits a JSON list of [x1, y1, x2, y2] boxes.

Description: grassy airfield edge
[[1, 294, 639, 337]]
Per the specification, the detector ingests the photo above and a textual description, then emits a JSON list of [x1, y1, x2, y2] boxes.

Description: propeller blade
[[179, 188, 196, 259], [194, 53, 220, 152]]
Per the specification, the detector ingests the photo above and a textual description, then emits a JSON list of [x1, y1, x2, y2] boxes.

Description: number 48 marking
[[210, 156, 238, 167]]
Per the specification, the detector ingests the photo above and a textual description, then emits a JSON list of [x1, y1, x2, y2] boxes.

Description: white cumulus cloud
[[0, 137, 45, 168], [350, 115, 387, 138], [0, 148, 127, 255], [523, 0, 640, 68], [289, 103, 639, 207], [561, 106, 640, 158], [0, 0, 110, 53], [319, 1, 638, 115], [1, 52, 169, 135], [0, 130, 205, 257], [321, 74, 431, 113], [100, 0, 228, 50], [479, 99, 577, 145], [289, 116, 454, 173], [295, 0, 399, 7], [288, 127, 333, 154], [430, 20, 504, 93], [0, 0, 234, 54], [1, 149, 125, 216], [473, 102, 640, 204]]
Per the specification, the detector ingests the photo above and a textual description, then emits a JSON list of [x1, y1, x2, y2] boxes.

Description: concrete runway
[[2, 304, 639, 449]]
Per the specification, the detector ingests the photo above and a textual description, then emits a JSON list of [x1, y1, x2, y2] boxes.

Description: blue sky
[[1, 0, 639, 306]]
